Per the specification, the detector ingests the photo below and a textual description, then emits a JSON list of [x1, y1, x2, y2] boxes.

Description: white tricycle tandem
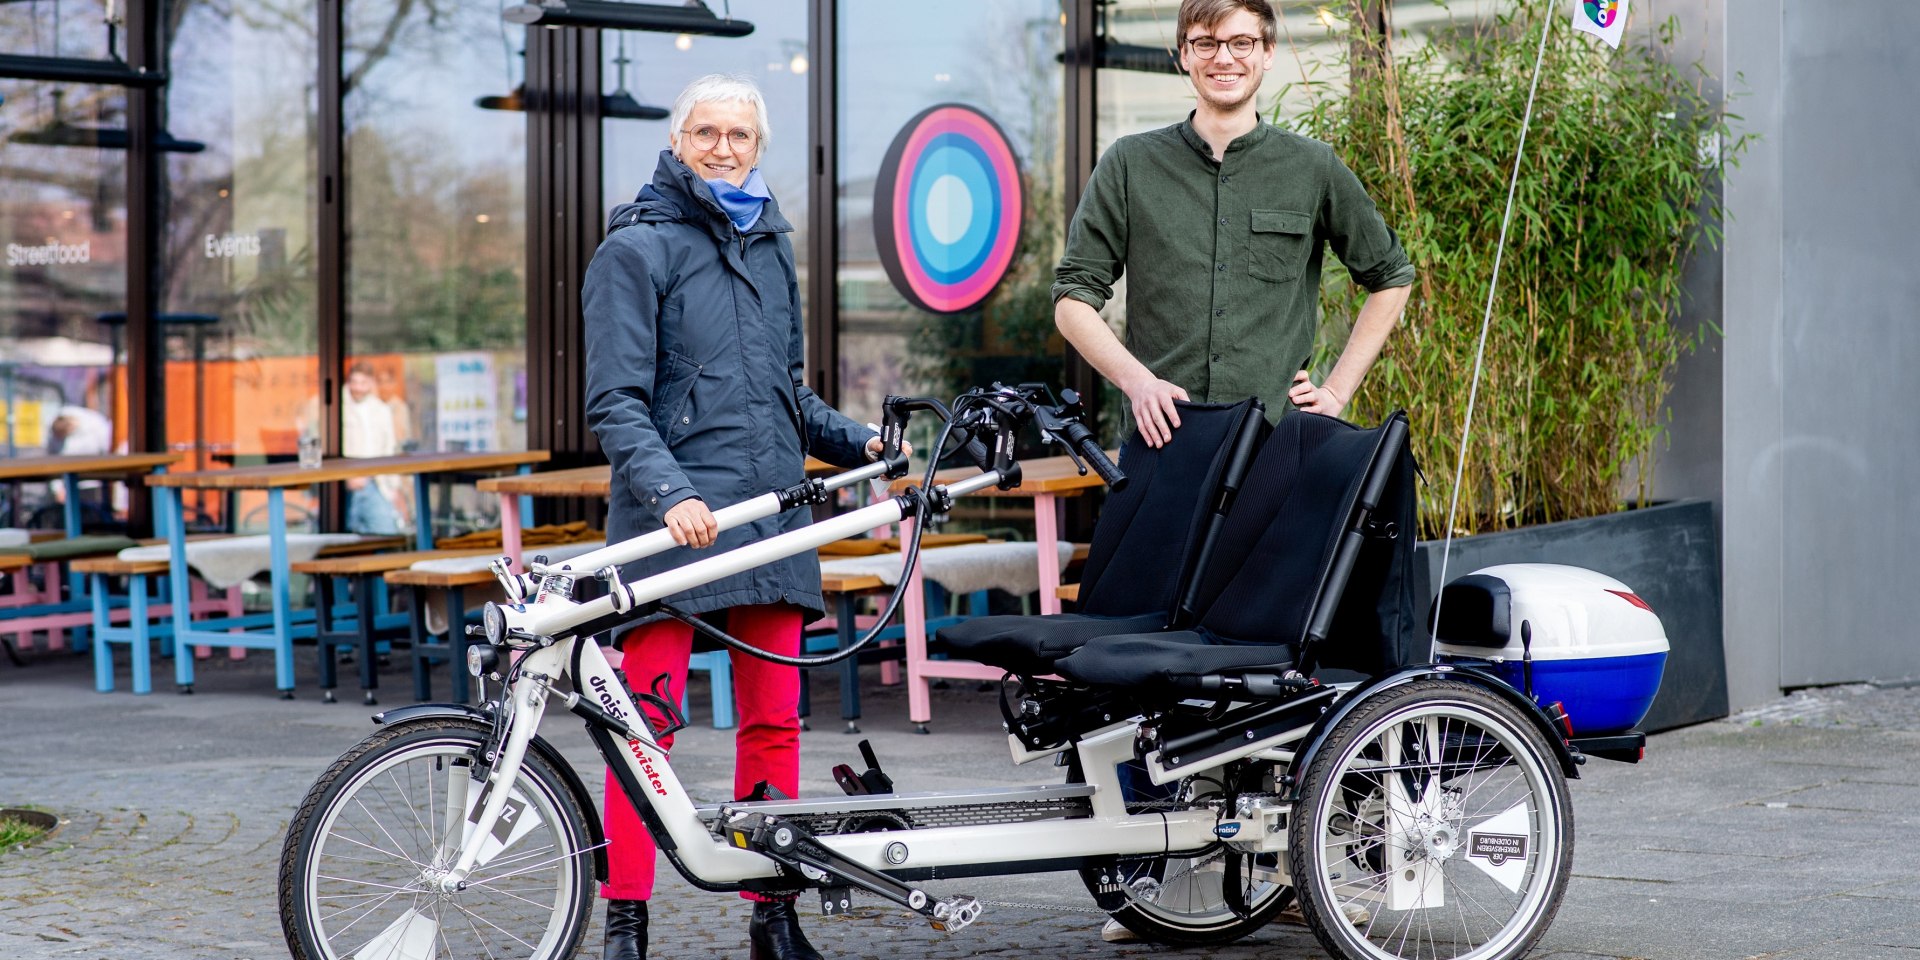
[[277, 383, 1664, 960]]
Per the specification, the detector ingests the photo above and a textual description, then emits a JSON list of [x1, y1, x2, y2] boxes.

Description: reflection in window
[[344, 0, 528, 534], [0, 79, 128, 525], [159, 1, 319, 532], [0, 2, 119, 59], [836, 0, 1065, 434]]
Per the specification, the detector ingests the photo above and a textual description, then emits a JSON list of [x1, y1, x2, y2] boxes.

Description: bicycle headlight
[[482, 601, 508, 645], [466, 643, 500, 678]]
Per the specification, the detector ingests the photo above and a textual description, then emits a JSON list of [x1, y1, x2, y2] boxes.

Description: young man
[[1054, 0, 1415, 447], [1055, 0, 1409, 941]]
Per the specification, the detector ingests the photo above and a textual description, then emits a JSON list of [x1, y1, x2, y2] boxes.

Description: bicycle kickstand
[[719, 809, 983, 933]]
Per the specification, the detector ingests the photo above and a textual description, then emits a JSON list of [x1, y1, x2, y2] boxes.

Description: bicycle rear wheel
[[1073, 758, 1293, 945], [1288, 679, 1574, 960], [278, 717, 594, 960]]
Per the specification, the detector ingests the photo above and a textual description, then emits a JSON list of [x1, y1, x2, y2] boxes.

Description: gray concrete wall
[[1720, 0, 1787, 710], [1774, 0, 1920, 687], [1720, 0, 1920, 704]]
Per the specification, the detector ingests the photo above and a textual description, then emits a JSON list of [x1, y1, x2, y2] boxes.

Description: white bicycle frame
[[435, 461, 1250, 913]]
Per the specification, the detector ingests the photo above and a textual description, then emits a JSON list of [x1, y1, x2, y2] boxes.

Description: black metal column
[[1061, 0, 1103, 543], [1062, 0, 1100, 426], [318, 0, 345, 462], [806, 0, 839, 404], [123, 0, 163, 534], [525, 27, 604, 484]]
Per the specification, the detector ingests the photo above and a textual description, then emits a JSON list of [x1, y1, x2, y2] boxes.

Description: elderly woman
[[583, 74, 890, 960]]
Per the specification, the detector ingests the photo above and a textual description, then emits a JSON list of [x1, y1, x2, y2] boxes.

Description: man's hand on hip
[[1125, 375, 1189, 448], [1288, 370, 1347, 417], [664, 498, 719, 549]]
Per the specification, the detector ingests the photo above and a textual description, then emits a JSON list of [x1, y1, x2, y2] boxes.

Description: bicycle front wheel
[[278, 717, 594, 960]]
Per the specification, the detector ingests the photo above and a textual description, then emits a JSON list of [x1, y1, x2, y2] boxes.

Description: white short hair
[[669, 74, 772, 151]]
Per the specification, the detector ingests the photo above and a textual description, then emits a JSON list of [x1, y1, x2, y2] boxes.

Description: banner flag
[[1571, 0, 1629, 48]]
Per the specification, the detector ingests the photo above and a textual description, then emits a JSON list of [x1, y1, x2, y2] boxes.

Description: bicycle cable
[[654, 404, 974, 669]]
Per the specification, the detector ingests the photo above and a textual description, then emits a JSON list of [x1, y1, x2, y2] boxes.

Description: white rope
[[1428, 0, 1558, 658]]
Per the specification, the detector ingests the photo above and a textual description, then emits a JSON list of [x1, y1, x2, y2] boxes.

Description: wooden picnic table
[[0, 452, 183, 537], [149, 451, 551, 490], [144, 449, 550, 695], [475, 457, 841, 562], [0, 453, 186, 622], [0, 452, 182, 482]]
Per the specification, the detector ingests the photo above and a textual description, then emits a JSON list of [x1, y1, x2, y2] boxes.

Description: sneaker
[[1100, 917, 1138, 943], [1278, 900, 1371, 927]]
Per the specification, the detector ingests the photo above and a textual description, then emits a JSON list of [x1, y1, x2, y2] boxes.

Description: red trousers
[[600, 603, 803, 901]]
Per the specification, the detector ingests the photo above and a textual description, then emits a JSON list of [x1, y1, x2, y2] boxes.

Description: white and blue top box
[[1431, 563, 1669, 736]]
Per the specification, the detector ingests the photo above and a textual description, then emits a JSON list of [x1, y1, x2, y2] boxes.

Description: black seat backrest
[[1190, 410, 1420, 676], [1075, 398, 1267, 619]]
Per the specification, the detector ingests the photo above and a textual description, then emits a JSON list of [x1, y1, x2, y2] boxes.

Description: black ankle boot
[[604, 899, 647, 960], [749, 899, 825, 960]]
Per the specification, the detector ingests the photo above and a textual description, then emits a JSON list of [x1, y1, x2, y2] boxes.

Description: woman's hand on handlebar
[[664, 498, 719, 549], [864, 435, 914, 461]]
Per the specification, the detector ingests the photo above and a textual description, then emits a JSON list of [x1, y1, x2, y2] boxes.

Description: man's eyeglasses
[[682, 124, 758, 151], [1184, 34, 1263, 59]]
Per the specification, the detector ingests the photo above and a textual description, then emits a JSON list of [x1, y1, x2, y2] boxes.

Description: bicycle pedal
[[856, 739, 895, 794], [929, 896, 982, 933], [740, 780, 790, 803], [832, 764, 869, 796]]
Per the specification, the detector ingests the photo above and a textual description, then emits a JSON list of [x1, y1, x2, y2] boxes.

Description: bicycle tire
[[278, 717, 594, 960], [1288, 679, 1574, 960]]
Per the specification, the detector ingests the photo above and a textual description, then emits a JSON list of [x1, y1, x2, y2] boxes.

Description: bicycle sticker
[[1465, 802, 1531, 893], [462, 784, 546, 869]]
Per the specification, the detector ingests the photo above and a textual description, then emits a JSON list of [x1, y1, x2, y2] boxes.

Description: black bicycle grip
[[1065, 425, 1126, 491], [959, 432, 994, 471]]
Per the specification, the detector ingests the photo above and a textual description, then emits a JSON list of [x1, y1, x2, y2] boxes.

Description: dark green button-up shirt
[[1053, 116, 1415, 421]]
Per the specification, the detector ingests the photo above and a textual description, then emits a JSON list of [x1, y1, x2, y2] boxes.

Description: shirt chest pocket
[[1246, 209, 1312, 284]]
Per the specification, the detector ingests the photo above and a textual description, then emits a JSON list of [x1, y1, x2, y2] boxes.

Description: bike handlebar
[[1061, 421, 1126, 491]]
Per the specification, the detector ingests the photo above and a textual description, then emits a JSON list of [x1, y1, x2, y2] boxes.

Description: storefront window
[[0, 78, 128, 525], [836, 0, 1066, 433], [343, 0, 530, 534], [0, 2, 118, 59], [158, 1, 320, 530]]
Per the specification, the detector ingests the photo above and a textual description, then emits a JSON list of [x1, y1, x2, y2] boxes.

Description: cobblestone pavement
[[3, 648, 1919, 960]]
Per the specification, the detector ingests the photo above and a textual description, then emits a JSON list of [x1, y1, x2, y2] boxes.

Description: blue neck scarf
[[705, 168, 771, 232]]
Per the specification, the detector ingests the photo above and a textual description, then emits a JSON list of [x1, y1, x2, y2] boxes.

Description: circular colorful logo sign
[[873, 104, 1023, 315], [1582, 0, 1619, 27]]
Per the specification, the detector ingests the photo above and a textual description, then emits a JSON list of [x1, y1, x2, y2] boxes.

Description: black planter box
[[1412, 499, 1727, 732]]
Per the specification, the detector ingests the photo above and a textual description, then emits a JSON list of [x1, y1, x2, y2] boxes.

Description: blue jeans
[[347, 484, 401, 535]]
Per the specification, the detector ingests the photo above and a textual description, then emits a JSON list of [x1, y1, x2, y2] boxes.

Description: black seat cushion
[[932, 399, 1263, 676], [1052, 629, 1295, 691], [933, 612, 1168, 677], [1054, 411, 1419, 692]]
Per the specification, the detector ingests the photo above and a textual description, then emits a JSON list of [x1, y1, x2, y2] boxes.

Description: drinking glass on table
[[298, 432, 323, 470]]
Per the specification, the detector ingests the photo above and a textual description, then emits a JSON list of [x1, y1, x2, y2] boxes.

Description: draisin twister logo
[[1582, 0, 1619, 28]]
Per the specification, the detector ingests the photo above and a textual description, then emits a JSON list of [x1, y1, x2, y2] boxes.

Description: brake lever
[[1054, 435, 1089, 476]]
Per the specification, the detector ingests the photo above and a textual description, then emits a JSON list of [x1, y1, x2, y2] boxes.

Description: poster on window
[[435, 352, 497, 451]]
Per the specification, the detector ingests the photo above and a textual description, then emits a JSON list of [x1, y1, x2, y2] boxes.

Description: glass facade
[[10, 0, 1426, 532], [0, 70, 129, 523], [158, 1, 320, 529], [0, 3, 117, 59], [835, 0, 1066, 434], [340, 1, 532, 533]]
